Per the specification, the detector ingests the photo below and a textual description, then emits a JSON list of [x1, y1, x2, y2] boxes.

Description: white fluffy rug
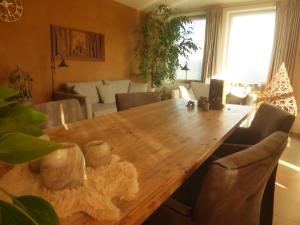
[[0, 155, 139, 222]]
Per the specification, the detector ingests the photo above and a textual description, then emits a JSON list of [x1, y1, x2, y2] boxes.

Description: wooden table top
[[45, 99, 251, 225]]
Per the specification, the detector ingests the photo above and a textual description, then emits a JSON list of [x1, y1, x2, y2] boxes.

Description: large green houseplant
[[138, 5, 198, 87], [0, 87, 61, 225]]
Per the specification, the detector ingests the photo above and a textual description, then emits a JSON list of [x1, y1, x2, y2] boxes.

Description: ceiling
[[114, 0, 264, 12]]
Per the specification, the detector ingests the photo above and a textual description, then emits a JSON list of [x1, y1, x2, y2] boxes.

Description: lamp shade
[[181, 62, 190, 71], [58, 58, 68, 68]]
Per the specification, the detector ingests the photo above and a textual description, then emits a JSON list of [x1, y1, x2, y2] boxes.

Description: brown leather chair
[[143, 132, 288, 225], [33, 98, 84, 128], [218, 103, 295, 225], [225, 103, 295, 145], [115, 92, 161, 111]]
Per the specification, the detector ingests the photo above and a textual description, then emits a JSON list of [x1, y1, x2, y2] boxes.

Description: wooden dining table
[[45, 99, 251, 225]]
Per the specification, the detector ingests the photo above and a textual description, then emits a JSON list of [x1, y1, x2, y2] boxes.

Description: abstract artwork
[[51, 25, 105, 61]]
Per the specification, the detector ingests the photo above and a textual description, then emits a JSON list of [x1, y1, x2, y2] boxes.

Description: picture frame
[[51, 25, 105, 61]]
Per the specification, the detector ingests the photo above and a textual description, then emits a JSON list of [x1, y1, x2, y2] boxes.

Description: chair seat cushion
[[92, 103, 117, 117]]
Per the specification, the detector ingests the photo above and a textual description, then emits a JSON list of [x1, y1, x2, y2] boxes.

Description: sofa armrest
[[53, 91, 93, 119]]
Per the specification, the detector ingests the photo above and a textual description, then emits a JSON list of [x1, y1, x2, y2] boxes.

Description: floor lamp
[[181, 61, 190, 84], [51, 53, 68, 99]]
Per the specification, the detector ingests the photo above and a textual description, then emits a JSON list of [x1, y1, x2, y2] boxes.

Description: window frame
[[218, 5, 276, 84], [175, 15, 207, 82]]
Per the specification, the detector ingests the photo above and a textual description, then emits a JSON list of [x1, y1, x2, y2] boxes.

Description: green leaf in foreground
[[13, 195, 60, 225], [0, 105, 47, 137], [0, 200, 36, 225], [0, 87, 18, 100], [0, 133, 61, 164]]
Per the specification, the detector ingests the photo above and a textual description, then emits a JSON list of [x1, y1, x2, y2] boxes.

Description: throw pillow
[[104, 80, 130, 94], [97, 84, 116, 104], [73, 83, 100, 104], [129, 82, 148, 93]]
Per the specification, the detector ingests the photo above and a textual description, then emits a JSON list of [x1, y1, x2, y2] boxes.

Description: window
[[176, 17, 206, 81], [223, 10, 276, 84]]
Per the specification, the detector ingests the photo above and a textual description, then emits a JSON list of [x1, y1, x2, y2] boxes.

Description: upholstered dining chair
[[115, 92, 161, 112], [225, 103, 295, 145], [217, 103, 295, 225], [143, 132, 288, 225], [33, 98, 84, 128]]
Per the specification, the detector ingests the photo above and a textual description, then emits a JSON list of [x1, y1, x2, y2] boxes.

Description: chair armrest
[[53, 91, 92, 119], [225, 127, 260, 145]]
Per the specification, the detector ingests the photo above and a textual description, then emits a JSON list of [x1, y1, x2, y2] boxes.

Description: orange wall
[[0, 0, 141, 103]]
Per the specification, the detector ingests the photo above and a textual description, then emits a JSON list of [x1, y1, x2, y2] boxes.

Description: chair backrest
[[33, 99, 84, 128], [250, 103, 295, 139], [115, 92, 161, 111], [192, 132, 288, 225]]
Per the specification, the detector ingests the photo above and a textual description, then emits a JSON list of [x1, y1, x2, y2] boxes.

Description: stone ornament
[[83, 140, 112, 168], [39, 143, 87, 190]]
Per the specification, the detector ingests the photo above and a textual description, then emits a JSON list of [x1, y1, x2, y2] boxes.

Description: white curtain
[[269, 0, 300, 81], [202, 7, 223, 83]]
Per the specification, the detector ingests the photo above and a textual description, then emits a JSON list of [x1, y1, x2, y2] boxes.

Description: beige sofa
[[54, 80, 148, 118]]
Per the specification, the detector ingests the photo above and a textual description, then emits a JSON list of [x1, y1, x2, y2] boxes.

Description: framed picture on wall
[[51, 25, 105, 61]]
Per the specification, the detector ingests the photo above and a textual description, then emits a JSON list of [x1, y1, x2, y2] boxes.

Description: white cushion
[[92, 102, 117, 117], [129, 82, 148, 93], [97, 84, 116, 104], [104, 80, 130, 94], [73, 81, 102, 104], [190, 82, 210, 99]]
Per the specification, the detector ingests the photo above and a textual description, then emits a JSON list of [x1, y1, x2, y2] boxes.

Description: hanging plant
[[138, 5, 198, 87]]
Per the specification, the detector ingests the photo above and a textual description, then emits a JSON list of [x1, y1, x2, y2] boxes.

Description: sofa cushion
[[92, 102, 117, 117], [97, 84, 116, 104], [104, 80, 130, 94], [191, 82, 210, 99], [72, 81, 102, 104], [129, 82, 148, 93]]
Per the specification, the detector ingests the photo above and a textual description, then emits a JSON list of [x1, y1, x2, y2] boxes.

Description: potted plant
[[0, 87, 61, 225], [138, 5, 198, 88]]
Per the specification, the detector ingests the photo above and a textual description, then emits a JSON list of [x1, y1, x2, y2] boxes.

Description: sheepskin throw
[[0, 155, 139, 222]]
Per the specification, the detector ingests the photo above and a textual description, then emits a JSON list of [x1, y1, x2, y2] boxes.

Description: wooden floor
[[274, 133, 300, 225]]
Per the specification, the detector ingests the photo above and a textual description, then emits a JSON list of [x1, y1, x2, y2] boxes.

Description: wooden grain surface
[[45, 99, 251, 225]]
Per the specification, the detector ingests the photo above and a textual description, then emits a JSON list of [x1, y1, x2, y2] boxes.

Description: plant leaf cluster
[[139, 5, 198, 87], [0, 87, 61, 225]]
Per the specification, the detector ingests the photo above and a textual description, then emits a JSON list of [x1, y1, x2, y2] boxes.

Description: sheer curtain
[[202, 7, 222, 83], [269, 0, 300, 81]]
